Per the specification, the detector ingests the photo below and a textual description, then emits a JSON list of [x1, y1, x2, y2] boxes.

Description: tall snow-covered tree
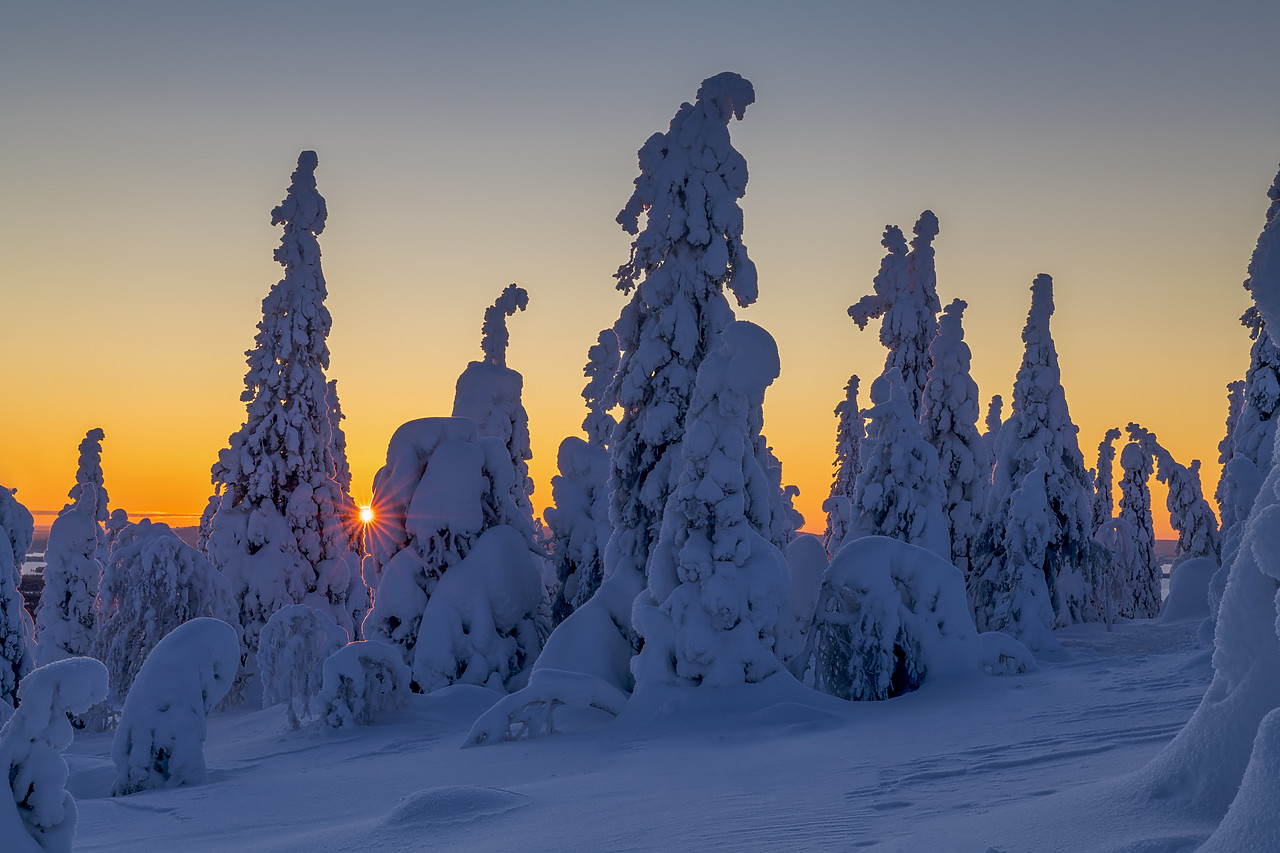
[[848, 374, 949, 561], [545, 329, 619, 622], [632, 321, 789, 688], [1214, 379, 1245, 513], [202, 151, 364, 662], [822, 375, 864, 557], [981, 394, 1003, 477], [34, 479, 102, 667], [921, 298, 986, 575], [62, 428, 108, 565], [1146, 441, 1221, 568], [0, 487, 34, 710], [971, 274, 1098, 633], [1089, 427, 1122, 533], [1117, 424, 1158, 619], [849, 211, 942, 418]]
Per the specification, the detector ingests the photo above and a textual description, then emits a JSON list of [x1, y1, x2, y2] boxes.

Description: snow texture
[[0, 657, 107, 853], [920, 298, 987, 575], [1118, 425, 1159, 619], [257, 604, 349, 727], [972, 274, 1099, 633], [318, 641, 410, 729], [91, 520, 234, 730], [822, 374, 863, 557], [632, 321, 789, 688], [0, 487, 35, 709], [203, 150, 364, 664], [35, 478, 102, 667]]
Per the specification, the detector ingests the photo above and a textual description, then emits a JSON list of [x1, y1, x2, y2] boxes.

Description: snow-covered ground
[[68, 612, 1213, 852]]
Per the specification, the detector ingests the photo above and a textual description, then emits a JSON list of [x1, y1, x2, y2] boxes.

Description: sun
[[358, 506, 374, 524]]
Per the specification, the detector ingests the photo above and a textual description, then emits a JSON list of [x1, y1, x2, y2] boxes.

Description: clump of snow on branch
[[111, 618, 238, 796], [822, 375, 864, 557], [318, 641, 410, 729], [0, 487, 35, 711], [0, 657, 107, 853], [257, 604, 349, 727], [632, 321, 789, 688]]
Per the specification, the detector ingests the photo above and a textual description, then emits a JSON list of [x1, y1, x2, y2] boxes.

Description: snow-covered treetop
[[984, 395, 1004, 436], [581, 329, 620, 447], [908, 210, 942, 318], [614, 71, 758, 309], [1, 486, 33, 578], [849, 226, 909, 331], [1246, 170, 1280, 331], [480, 283, 529, 368], [271, 150, 326, 242], [64, 427, 108, 521]]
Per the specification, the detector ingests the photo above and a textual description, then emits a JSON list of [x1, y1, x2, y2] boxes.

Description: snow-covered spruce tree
[[971, 274, 1098, 631], [632, 321, 789, 687], [1139, 162, 1280, 846], [920, 298, 987, 575], [256, 604, 348, 728], [849, 212, 942, 419], [546, 329, 620, 623], [847, 373, 949, 562], [1089, 427, 1122, 533], [34, 480, 102, 667], [452, 283, 537, 530], [202, 151, 364, 664], [62, 428, 109, 566], [1214, 379, 1245, 513], [467, 73, 760, 742], [364, 417, 542, 692], [981, 394, 1003, 477], [90, 520, 234, 729], [111, 618, 238, 796], [318, 641, 410, 729], [822, 375, 863, 557], [1148, 442, 1220, 568], [0, 657, 108, 853], [1117, 425, 1158, 619], [0, 487, 34, 711]]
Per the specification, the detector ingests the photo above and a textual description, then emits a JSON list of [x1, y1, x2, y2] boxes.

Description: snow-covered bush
[[318, 641, 410, 729], [822, 374, 863, 557], [111, 618, 239, 796], [257, 604, 349, 727], [810, 536, 985, 701], [202, 151, 365, 664], [1118, 425, 1158, 619], [632, 321, 790, 688], [0, 486, 35, 710], [35, 479, 102, 667], [91, 520, 234, 729], [0, 657, 108, 853], [921, 299, 987, 575]]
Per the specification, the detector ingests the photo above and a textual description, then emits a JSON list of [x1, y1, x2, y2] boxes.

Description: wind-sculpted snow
[[0, 487, 35, 710]]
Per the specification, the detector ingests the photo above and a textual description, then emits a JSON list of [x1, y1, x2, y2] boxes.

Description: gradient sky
[[4, 2, 1279, 539]]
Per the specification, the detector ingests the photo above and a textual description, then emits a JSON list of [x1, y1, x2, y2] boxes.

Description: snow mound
[[1158, 558, 1215, 623], [383, 786, 528, 828], [1198, 708, 1280, 851]]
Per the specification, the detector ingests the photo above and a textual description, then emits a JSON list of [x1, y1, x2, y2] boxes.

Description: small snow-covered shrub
[[811, 536, 983, 701], [257, 604, 348, 727], [1, 657, 108, 853], [111, 618, 239, 796], [318, 641, 410, 728]]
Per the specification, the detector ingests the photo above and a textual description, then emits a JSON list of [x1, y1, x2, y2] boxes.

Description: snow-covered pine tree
[[1089, 427, 1122, 534], [921, 298, 986, 575], [452, 283, 537, 532], [1148, 442, 1221, 568], [981, 394, 1003, 478], [34, 479, 102, 667], [822, 375, 863, 557], [62, 428, 109, 565], [848, 373, 949, 561], [758, 439, 804, 549], [202, 151, 364, 664], [971, 274, 1098, 633], [632, 321, 789, 687], [1118, 424, 1158, 619], [849, 211, 942, 419], [1214, 379, 1245, 514], [0, 487, 34, 710], [467, 73, 760, 739], [546, 329, 619, 623]]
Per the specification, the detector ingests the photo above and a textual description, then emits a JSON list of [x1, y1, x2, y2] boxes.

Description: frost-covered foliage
[[632, 322, 789, 688], [810, 536, 987, 701], [921, 299, 987, 574], [972, 274, 1098, 631], [847, 374, 949, 561], [822, 375, 863, 557], [981, 394, 1003, 476], [111, 618, 238, 795], [91, 520, 234, 729], [203, 151, 364, 663], [35, 481, 102, 668], [1148, 444, 1220, 567], [454, 284, 537, 527], [1089, 427, 1122, 533], [257, 604, 348, 727], [0, 657, 107, 853], [546, 329, 619, 621], [1141, 166, 1280, 837], [410, 525, 545, 693], [0, 487, 34, 710], [364, 417, 538, 688], [1118, 425, 1158, 619], [318, 641, 410, 729]]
